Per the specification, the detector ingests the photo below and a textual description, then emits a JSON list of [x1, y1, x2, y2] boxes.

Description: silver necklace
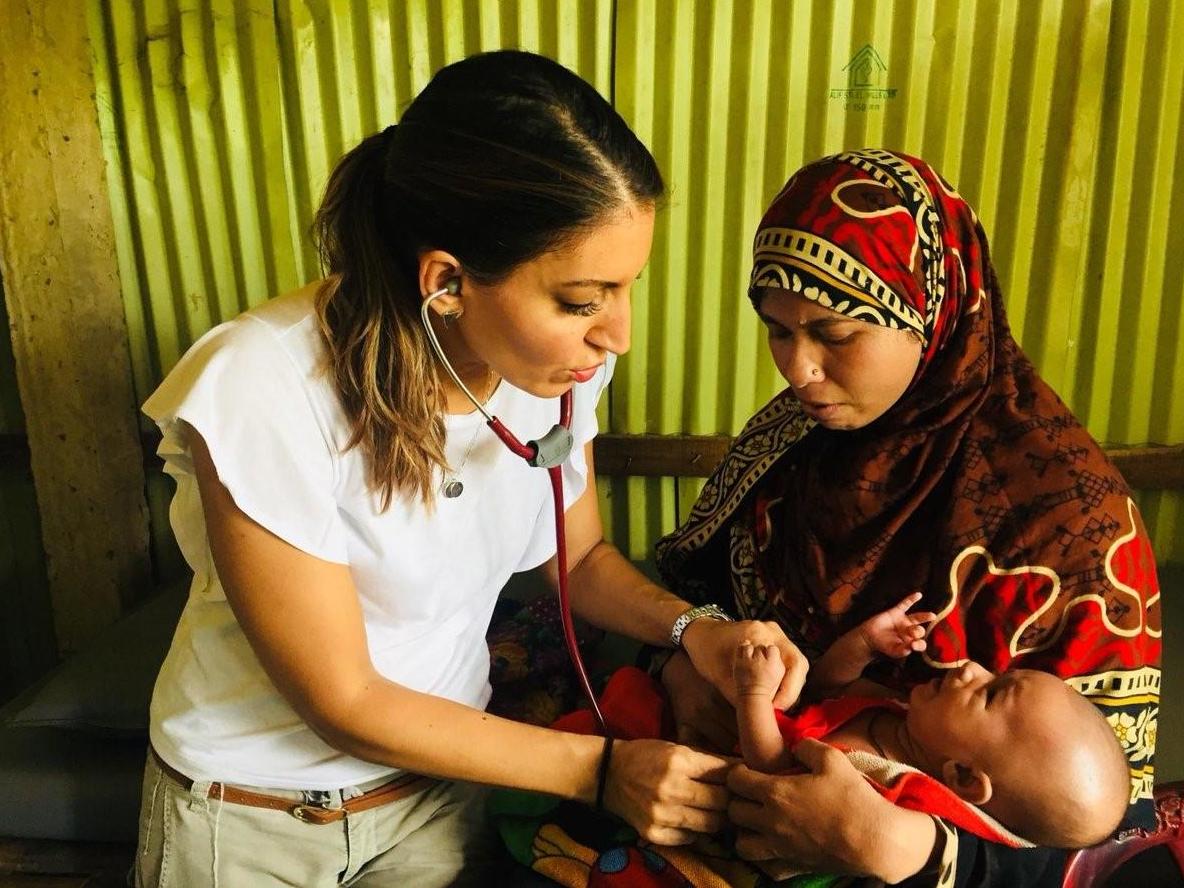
[[441, 371, 495, 499], [441, 422, 482, 499]]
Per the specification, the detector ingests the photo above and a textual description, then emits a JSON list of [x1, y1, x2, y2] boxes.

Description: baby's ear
[[940, 760, 993, 806]]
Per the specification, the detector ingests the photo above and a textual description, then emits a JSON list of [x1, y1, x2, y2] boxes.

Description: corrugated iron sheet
[[0, 254, 57, 693], [86, 0, 1183, 566], [87, 0, 613, 575], [0, 297, 24, 436], [610, 0, 1184, 562], [89, 0, 612, 400]]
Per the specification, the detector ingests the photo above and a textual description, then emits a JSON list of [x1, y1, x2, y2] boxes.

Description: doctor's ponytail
[[314, 127, 447, 510]]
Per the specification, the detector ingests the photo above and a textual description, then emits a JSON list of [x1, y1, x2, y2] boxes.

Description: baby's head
[[906, 661, 1129, 848]]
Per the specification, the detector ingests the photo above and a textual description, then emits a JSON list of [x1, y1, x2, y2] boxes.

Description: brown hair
[[313, 50, 663, 508]]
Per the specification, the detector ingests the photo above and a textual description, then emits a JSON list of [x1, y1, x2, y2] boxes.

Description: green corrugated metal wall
[[83, 0, 1183, 571], [0, 291, 56, 697]]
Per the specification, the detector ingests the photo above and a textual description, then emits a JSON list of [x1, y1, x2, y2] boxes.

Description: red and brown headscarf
[[656, 149, 1161, 831]]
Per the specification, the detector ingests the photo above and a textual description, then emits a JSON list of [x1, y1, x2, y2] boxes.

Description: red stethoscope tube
[[486, 390, 608, 736], [422, 285, 609, 736]]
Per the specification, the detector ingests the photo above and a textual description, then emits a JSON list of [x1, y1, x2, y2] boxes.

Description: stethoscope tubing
[[422, 285, 610, 736]]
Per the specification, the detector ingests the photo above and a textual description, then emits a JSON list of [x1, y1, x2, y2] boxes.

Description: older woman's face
[[756, 288, 922, 430]]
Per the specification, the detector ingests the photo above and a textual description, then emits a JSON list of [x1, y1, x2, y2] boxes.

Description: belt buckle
[[290, 803, 327, 823], [291, 788, 338, 823]]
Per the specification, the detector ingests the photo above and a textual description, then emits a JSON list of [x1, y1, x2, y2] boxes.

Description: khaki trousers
[[132, 752, 500, 887]]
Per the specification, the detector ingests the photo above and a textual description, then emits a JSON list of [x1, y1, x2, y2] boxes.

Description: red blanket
[[558, 667, 1031, 848]]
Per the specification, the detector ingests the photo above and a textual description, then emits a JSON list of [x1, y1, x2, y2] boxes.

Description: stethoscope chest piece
[[528, 425, 574, 468]]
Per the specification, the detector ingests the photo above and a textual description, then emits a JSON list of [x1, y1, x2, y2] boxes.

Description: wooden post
[[0, 0, 151, 653]]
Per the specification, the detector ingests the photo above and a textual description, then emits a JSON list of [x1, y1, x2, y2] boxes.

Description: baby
[[734, 594, 1130, 849]]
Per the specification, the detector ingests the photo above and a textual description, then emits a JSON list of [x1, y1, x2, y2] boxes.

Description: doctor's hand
[[680, 617, 807, 710], [601, 738, 733, 846], [727, 739, 939, 883]]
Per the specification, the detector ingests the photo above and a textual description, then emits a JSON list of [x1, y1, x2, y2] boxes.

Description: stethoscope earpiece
[[423, 278, 461, 302]]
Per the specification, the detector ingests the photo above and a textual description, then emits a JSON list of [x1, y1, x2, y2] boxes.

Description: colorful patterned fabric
[[491, 668, 992, 888], [655, 150, 1162, 846], [487, 593, 605, 727], [491, 667, 779, 888]]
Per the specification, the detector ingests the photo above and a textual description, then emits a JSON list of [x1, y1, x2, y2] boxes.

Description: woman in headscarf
[[655, 149, 1161, 886]]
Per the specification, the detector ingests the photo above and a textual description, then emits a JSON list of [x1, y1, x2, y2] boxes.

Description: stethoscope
[[422, 281, 610, 736]]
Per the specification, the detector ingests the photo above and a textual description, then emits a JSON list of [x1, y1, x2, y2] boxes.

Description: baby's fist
[[733, 642, 786, 698]]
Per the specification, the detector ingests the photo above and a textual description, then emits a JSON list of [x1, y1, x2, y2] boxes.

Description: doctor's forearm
[[563, 540, 691, 647], [314, 677, 604, 800]]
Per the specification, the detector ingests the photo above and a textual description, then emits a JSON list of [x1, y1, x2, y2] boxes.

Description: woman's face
[[453, 205, 654, 399], [756, 288, 923, 430]]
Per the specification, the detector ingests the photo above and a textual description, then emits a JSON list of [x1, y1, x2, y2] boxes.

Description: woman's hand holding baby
[[728, 738, 939, 882], [661, 651, 739, 752], [681, 617, 808, 710]]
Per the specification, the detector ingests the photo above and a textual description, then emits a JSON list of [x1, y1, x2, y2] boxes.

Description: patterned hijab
[[656, 149, 1161, 830]]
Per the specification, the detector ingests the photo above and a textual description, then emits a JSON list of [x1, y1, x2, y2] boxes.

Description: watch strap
[[669, 603, 733, 647]]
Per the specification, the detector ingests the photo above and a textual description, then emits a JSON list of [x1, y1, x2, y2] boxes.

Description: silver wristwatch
[[669, 603, 733, 647]]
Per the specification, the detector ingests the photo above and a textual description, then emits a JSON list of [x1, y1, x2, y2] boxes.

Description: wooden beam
[[594, 434, 733, 478], [594, 434, 1184, 489], [0, 430, 1180, 493], [1105, 444, 1184, 492], [0, 431, 1181, 492], [0, 0, 151, 653]]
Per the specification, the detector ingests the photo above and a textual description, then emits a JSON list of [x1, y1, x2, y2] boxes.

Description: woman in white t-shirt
[[133, 50, 806, 887]]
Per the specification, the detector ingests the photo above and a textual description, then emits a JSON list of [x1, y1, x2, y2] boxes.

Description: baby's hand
[[733, 642, 787, 698], [858, 592, 937, 659]]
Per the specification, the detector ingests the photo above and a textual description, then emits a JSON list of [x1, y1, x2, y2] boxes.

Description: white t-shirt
[[143, 287, 612, 789]]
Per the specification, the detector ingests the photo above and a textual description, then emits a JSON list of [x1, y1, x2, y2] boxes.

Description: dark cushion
[[0, 726, 146, 842], [2, 580, 187, 736], [0, 581, 188, 843]]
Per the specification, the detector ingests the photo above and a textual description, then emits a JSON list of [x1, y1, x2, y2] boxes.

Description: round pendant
[[442, 478, 464, 498]]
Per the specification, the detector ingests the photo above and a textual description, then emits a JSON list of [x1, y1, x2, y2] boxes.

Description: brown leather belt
[[151, 747, 437, 825]]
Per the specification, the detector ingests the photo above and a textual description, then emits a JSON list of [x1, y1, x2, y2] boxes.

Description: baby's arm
[[734, 643, 798, 773], [809, 593, 936, 699]]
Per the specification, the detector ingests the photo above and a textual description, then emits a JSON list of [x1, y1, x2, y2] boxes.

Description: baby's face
[[908, 662, 1128, 846], [906, 662, 1068, 770]]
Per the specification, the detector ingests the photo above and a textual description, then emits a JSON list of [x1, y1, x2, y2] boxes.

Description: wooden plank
[[594, 434, 732, 478], [1, 432, 1182, 491], [1105, 444, 1184, 491], [0, 0, 151, 653], [595, 434, 1184, 489]]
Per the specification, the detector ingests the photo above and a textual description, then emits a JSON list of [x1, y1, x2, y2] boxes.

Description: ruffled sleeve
[[143, 315, 349, 565]]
